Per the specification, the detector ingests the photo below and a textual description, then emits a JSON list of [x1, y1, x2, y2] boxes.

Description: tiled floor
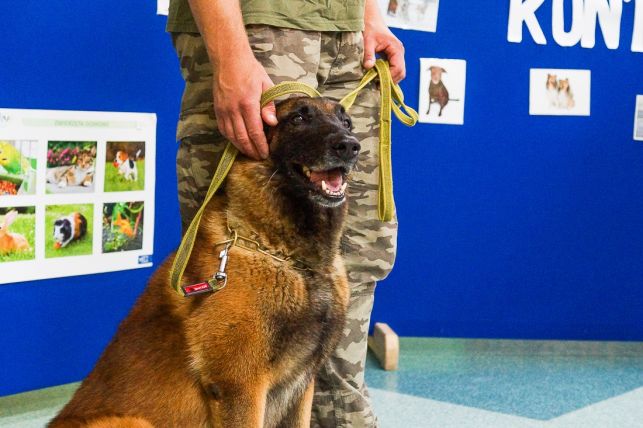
[[1, 338, 642, 427]]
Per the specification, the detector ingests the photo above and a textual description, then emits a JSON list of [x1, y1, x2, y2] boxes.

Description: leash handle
[[340, 59, 418, 221], [169, 83, 321, 296]]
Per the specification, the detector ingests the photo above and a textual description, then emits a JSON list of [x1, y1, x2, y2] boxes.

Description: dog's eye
[[291, 114, 304, 125], [342, 119, 352, 129]]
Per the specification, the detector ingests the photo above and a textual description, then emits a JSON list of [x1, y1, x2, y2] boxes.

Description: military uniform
[[168, 2, 397, 426]]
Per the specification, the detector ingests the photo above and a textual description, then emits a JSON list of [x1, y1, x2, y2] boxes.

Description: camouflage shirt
[[166, 0, 366, 33]]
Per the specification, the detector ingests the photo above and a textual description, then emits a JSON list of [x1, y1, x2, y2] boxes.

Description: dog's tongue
[[310, 168, 343, 191]]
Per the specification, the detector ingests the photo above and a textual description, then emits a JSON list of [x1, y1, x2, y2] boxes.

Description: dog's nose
[[332, 139, 361, 161]]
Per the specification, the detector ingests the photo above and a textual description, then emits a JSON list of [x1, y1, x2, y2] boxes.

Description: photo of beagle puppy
[[113, 149, 141, 182]]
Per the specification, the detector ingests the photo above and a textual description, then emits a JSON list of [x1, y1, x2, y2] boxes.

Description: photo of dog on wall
[[45, 204, 93, 258], [0, 140, 37, 196], [634, 95, 643, 141], [46, 141, 97, 193], [419, 58, 466, 125], [104, 141, 145, 192], [102, 201, 144, 253], [0, 206, 35, 263], [380, 0, 439, 32], [530, 69, 591, 116]]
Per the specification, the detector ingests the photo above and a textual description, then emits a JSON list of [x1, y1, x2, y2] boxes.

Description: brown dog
[[49, 97, 361, 428]]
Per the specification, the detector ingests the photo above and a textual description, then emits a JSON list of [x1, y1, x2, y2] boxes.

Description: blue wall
[[1, 1, 641, 396]]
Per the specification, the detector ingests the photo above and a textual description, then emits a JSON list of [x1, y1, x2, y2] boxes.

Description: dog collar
[[181, 228, 312, 297]]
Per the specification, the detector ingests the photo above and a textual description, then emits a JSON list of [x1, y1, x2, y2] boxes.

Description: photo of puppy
[[45, 204, 93, 258], [419, 58, 466, 125], [46, 142, 97, 193], [530, 69, 590, 116], [113, 150, 140, 182], [104, 141, 145, 192]]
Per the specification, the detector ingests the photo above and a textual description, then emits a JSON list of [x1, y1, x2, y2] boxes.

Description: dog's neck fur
[[220, 159, 346, 268]]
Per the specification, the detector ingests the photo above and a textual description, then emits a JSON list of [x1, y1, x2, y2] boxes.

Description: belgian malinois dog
[[50, 97, 360, 428]]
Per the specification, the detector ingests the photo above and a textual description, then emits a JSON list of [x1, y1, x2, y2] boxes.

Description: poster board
[[0, 109, 156, 284]]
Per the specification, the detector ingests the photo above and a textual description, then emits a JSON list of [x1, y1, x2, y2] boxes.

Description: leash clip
[[209, 246, 229, 290], [181, 244, 230, 297]]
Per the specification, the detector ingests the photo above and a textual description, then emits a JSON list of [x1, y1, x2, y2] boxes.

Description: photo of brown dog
[[419, 58, 466, 125], [49, 97, 360, 427]]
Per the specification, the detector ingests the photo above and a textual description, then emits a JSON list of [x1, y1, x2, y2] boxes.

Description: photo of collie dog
[[104, 141, 145, 192], [45, 204, 93, 258], [46, 142, 97, 194], [530, 69, 590, 116], [0, 207, 35, 262]]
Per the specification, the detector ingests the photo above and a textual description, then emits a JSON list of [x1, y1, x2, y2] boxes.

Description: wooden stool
[[367, 322, 399, 371]]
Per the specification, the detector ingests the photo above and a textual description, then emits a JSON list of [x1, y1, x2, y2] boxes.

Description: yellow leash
[[170, 59, 417, 297]]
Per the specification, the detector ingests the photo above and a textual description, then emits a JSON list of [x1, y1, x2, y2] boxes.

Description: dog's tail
[[135, 149, 142, 160]]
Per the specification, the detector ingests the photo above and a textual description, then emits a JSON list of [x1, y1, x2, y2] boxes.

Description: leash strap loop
[[340, 59, 418, 221]]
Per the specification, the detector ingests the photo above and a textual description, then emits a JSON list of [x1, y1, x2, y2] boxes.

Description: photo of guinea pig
[[53, 212, 87, 249], [0, 210, 30, 254]]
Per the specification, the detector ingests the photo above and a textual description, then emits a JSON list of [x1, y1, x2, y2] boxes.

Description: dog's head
[[429, 66, 446, 83], [267, 97, 360, 209]]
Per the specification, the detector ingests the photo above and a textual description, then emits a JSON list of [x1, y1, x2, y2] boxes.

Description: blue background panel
[[1, 1, 642, 396]]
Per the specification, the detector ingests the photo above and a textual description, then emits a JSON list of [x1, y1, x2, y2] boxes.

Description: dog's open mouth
[[294, 164, 349, 206]]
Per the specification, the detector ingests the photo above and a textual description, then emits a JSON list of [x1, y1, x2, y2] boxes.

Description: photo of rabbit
[[46, 141, 97, 193], [45, 204, 93, 258], [0, 207, 35, 262]]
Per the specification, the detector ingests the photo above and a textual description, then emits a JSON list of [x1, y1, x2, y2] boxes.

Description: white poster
[[0, 109, 156, 285], [418, 58, 467, 125], [635, 95, 643, 141], [529, 68, 591, 116], [378, 0, 440, 32], [157, 0, 169, 16]]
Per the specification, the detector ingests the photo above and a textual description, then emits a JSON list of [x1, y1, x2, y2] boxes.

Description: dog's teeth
[[321, 180, 327, 191], [341, 183, 347, 192]]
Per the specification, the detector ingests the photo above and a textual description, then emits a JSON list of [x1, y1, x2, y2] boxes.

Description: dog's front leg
[[276, 379, 315, 428], [207, 380, 269, 428]]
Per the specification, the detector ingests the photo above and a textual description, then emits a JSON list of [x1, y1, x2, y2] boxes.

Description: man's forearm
[[187, 0, 253, 68], [364, 0, 387, 29]]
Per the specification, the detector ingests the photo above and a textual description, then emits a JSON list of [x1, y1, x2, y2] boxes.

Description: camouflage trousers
[[172, 26, 398, 427]]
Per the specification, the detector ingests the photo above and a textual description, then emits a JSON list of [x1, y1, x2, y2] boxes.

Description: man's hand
[[363, 0, 406, 83], [212, 53, 277, 160]]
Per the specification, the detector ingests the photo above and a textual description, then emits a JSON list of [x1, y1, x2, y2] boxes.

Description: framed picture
[[418, 58, 467, 125], [529, 68, 591, 116]]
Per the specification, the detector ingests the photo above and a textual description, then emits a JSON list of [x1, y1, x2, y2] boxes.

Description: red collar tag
[[182, 282, 213, 297]]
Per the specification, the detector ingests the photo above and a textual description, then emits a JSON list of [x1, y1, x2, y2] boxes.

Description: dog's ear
[[440, 67, 447, 73]]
